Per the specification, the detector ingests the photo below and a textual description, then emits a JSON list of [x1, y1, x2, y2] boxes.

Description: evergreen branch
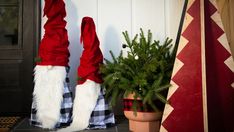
[[147, 29, 152, 46], [154, 84, 171, 92], [109, 50, 117, 63], [143, 90, 153, 104], [155, 93, 168, 104], [152, 74, 163, 89], [104, 58, 112, 64], [148, 98, 159, 112], [121, 63, 136, 76], [122, 31, 132, 47], [110, 88, 120, 106], [130, 34, 138, 56]]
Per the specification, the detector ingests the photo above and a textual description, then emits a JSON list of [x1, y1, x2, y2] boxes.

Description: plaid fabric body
[[88, 88, 115, 129], [31, 81, 115, 129], [30, 75, 73, 128]]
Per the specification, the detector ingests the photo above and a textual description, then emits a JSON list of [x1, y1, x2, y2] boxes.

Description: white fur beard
[[33, 65, 66, 129], [58, 79, 101, 132]]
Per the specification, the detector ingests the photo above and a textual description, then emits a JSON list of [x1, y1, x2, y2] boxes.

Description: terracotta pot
[[124, 93, 162, 132]]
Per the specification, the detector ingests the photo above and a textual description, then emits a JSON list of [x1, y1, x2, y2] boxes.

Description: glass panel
[[0, 0, 18, 5], [0, 6, 18, 46]]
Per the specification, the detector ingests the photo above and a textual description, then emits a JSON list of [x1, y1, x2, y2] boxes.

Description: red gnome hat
[[78, 17, 103, 84], [37, 0, 69, 66]]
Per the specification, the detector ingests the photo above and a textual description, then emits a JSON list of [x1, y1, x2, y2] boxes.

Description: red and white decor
[[160, 0, 234, 131]]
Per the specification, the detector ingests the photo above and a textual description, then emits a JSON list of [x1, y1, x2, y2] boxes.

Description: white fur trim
[[58, 79, 101, 132], [33, 65, 66, 129]]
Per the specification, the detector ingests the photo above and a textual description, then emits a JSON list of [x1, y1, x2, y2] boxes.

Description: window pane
[[0, 6, 18, 46], [0, 0, 18, 5]]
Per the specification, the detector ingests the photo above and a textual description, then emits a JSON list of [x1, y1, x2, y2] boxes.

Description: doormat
[[0, 117, 21, 132]]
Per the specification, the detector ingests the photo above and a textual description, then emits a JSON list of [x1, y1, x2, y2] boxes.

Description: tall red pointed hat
[[37, 0, 69, 66], [78, 17, 103, 84]]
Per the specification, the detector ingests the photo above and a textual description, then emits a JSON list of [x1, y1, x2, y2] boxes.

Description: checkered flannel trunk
[[30, 77, 115, 129], [88, 88, 115, 129], [30, 80, 73, 128]]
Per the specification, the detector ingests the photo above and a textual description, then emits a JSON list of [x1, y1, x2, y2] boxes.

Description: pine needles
[[100, 28, 175, 112]]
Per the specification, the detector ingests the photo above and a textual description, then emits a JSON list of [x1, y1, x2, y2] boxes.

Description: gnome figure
[[31, 0, 72, 129], [58, 17, 115, 132], [73, 17, 103, 130]]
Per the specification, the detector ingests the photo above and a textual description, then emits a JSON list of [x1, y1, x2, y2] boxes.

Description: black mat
[[0, 116, 21, 132]]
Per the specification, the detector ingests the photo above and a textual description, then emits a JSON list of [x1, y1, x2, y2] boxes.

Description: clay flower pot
[[123, 94, 162, 132]]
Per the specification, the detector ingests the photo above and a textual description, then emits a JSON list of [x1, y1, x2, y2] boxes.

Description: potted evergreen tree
[[100, 29, 175, 132]]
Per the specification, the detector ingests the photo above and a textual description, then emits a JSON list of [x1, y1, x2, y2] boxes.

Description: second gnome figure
[[58, 17, 115, 132]]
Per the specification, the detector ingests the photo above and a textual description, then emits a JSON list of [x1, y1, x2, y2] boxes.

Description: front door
[[0, 0, 40, 116]]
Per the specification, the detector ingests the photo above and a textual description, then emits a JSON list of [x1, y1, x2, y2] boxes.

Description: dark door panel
[[0, 51, 23, 59], [0, 0, 40, 116], [0, 60, 24, 115]]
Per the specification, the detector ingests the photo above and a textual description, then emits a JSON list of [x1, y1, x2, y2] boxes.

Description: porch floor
[[12, 116, 129, 132]]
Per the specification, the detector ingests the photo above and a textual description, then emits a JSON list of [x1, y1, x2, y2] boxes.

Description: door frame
[[19, 0, 41, 116]]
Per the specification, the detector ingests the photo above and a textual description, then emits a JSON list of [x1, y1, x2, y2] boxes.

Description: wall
[[165, 0, 184, 45]]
